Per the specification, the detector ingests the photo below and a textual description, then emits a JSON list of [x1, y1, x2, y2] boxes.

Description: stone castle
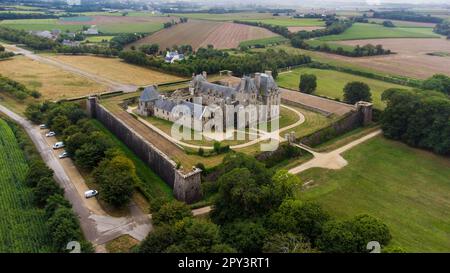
[[137, 71, 281, 131]]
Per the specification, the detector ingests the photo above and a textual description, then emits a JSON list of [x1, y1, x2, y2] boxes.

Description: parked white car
[[59, 151, 69, 159], [39, 124, 48, 129], [52, 142, 65, 149], [46, 131, 56, 137], [84, 190, 98, 199]]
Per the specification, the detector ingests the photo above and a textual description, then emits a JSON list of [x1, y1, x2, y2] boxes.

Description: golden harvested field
[[47, 55, 186, 85], [0, 56, 107, 100], [334, 38, 450, 79], [128, 20, 278, 50]]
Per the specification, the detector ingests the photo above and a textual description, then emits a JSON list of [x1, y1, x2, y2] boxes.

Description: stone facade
[[137, 71, 281, 131]]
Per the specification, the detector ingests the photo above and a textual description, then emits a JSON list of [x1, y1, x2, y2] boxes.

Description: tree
[[44, 194, 71, 219], [422, 74, 450, 95], [343, 81, 372, 104], [94, 155, 139, 207], [221, 220, 267, 253], [152, 201, 193, 225], [25, 160, 53, 187], [382, 20, 395, 27], [33, 177, 63, 207], [47, 207, 82, 252], [299, 74, 317, 94], [317, 214, 391, 253], [268, 199, 330, 244], [262, 233, 318, 253]]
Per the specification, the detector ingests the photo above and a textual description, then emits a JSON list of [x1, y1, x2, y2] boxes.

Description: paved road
[[0, 104, 152, 251], [289, 130, 382, 174], [3, 44, 138, 92]]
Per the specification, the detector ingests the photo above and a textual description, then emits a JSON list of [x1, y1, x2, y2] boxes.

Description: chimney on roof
[[202, 71, 207, 79], [254, 73, 261, 89], [265, 70, 272, 77]]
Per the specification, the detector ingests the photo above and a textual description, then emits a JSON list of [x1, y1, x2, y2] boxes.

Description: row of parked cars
[[40, 124, 98, 199]]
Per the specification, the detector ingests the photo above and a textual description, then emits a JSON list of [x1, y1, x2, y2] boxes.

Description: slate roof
[[140, 86, 160, 102], [236, 76, 258, 94], [198, 81, 236, 99], [259, 73, 278, 96]]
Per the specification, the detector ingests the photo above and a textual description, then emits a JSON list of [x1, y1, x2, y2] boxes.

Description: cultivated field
[[0, 56, 107, 100], [0, 15, 174, 34], [277, 67, 411, 109], [170, 12, 275, 21], [334, 38, 450, 79], [318, 23, 439, 41], [299, 136, 450, 252], [368, 18, 437, 28], [242, 18, 326, 27], [287, 26, 325, 33], [0, 119, 51, 253], [46, 55, 186, 86], [128, 20, 279, 50]]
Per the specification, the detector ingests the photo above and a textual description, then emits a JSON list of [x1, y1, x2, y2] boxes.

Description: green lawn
[[318, 23, 440, 41], [0, 118, 52, 252], [83, 35, 114, 43], [243, 18, 325, 27], [298, 136, 450, 252], [91, 120, 173, 201], [277, 67, 411, 109], [239, 36, 288, 47]]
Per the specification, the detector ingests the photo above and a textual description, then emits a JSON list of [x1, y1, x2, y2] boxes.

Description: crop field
[[0, 119, 51, 253], [298, 136, 450, 252], [0, 56, 107, 100], [0, 15, 175, 34], [46, 55, 186, 86], [242, 18, 326, 27], [128, 20, 278, 50], [277, 67, 410, 109], [170, 12, 275, 21], [318, 23, 439, 41], [334, 38, 450, 79], [287, 26, 325, 33]]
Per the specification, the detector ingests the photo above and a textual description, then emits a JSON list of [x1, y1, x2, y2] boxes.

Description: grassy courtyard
[[276, 67, 411, 109], [298, 136, 450, 252]]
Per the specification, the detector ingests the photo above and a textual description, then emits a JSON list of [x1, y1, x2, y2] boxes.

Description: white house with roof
[[165, 51, 184, 63]]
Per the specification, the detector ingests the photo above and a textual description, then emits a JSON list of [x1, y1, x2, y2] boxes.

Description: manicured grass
[[243, 18, 326, 27], [0, 119, 52, 252], [298, 136, 450, 252], [276, 67, 411, 109], [90, 120, 173, 201], [239, 36, 288, 47], [83, 35, 115, 43], [105, 234, 139, 253], [318, 23, 439, 41]]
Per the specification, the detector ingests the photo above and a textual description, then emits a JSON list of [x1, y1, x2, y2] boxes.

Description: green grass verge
[[318, 23, 439, 41], [0, 118, 52, 252], [298, 136, 450, 252], [277, 67, 411, 109], [90, 119, 173, 201]]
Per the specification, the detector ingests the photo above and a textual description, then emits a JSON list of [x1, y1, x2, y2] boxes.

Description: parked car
[[84, 190, 98, 199], [46, 131, 56, 137], [52, 142, 65, 149], [39, 124, 48, 129], [59, 151, 69, 159]]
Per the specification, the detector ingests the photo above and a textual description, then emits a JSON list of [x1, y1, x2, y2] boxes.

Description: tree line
[[0, 44, 14, 60], [138, 153, 395, 253], [434, 21, 450, 38], [0, 12, 75, 20], [4, 118, 93, 253], [119, 47, 311, 78], [0, 74, 41, 100], [0, 26, 57, 50], [373, 11, 443, 24], [293, 40, 391, 57], [25, 102, 139, 208]]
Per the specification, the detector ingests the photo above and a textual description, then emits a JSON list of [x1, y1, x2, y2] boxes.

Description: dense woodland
[[294, 40, 391, 57], [381, 87, 450, 155], [139, 153, 393, 253], [0, 26, 57, 50], [434, 21, 450, 38]]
